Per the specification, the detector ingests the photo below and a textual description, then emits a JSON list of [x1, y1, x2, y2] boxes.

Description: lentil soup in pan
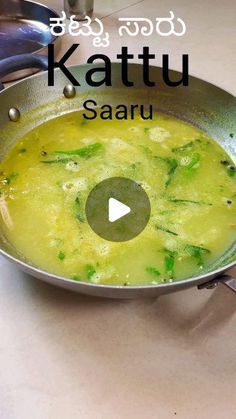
[[0, 110, 235, 286]]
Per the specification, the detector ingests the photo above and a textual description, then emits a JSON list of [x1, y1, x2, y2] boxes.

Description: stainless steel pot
[[0, 55, 235, 298], [0, 0, 61, 82]]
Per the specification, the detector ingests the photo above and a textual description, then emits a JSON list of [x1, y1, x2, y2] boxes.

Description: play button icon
[[85, 177, 151, 242], [108, 198, 131, 223]]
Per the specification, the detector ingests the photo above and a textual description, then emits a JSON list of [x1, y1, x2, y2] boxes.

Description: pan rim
[[0, 246, 235, 290], [0, 62, 235, 291]]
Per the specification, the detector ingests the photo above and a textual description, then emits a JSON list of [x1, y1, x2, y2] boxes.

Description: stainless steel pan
[[0, 55, 235, 298]]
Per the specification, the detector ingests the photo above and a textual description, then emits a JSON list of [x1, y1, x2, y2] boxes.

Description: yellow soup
[[0, 112, 235, 285]]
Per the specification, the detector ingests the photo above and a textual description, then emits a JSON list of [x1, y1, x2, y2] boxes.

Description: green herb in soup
[[0, 112, 235, 285]]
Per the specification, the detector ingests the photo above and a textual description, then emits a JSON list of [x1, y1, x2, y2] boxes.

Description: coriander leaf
[[172, 139, 201, 153], [164, 254, 175, 276], [187, 152, 201, 169], [227, 165, 236, 177], [146, 266, 161, 276], [72, 275, 81, 281], [58, 251, 65, 261], [162, 248, 176, 277], [85, 264, 96, 279], [81, 119, 89, 126], [185, 244, 210, 267]]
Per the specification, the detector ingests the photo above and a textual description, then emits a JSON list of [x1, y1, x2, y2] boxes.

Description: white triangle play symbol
[[108, 197, 131, 223]]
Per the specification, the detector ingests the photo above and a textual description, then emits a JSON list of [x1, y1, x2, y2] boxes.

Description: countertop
[[0, 1, 236, 418]]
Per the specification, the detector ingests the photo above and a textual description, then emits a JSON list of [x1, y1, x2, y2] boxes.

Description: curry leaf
[[168, 198, 212, 206], [53, 143, 103, 159], [156, 225, 178, 236], [154, 156, 178, 187], [41, 158, 71, 164]]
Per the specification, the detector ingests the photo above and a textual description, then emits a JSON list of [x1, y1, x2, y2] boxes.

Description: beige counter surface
[[0, 1, 236, 418]]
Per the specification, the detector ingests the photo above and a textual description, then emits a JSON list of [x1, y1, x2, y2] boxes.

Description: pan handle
[[221, 275, 236, 293], [198, 274, 236, 293], [0, 54, 48, 90]]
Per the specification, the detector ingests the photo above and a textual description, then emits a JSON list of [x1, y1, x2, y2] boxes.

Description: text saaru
[[83, 100, 153, 120]]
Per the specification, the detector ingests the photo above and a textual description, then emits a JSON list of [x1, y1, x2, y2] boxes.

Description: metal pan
[[0, 54, 235, 298], [0, 0, 61, 82]]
